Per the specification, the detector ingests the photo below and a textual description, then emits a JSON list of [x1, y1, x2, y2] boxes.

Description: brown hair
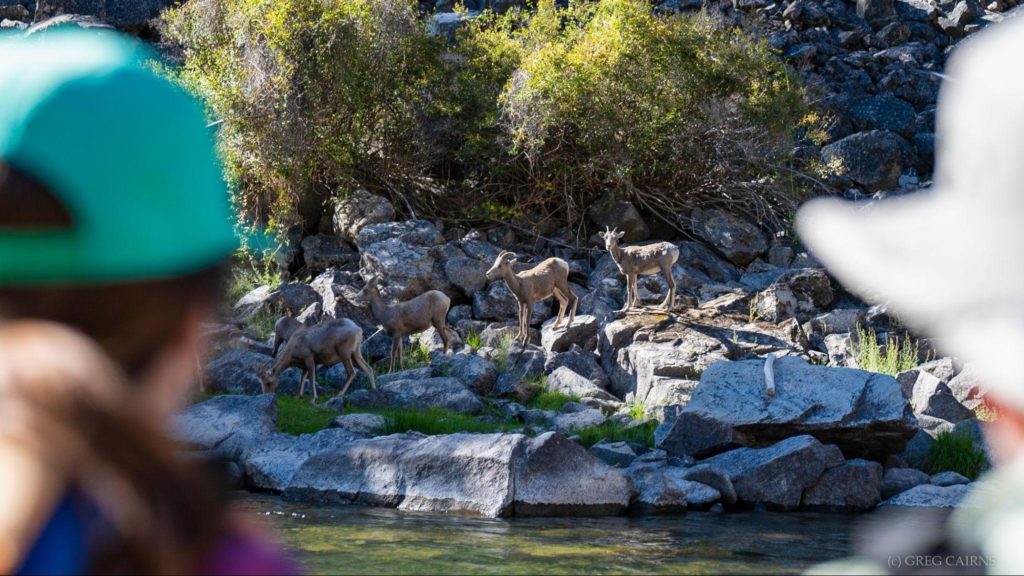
[[0, 164, 230, 572], [0, 321, 226, 573]]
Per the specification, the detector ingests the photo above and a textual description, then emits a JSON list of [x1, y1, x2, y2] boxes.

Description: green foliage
[[574, 420, 657, 448], [276, 395, 340, 435], [626, 402, 647, 421], [226, 246, 284, 305], [247, 305, 282, 341], [164, 0, 448, 232], [929, 431, 987, 480], [404, 341, 433, 369], [455, 0, 809, 227], [529, 390, 578, 412], [376, 407, 517, 436], [855, 325, 921, 376], [493, 333, 515, 372], [465, 331, 483, 351]]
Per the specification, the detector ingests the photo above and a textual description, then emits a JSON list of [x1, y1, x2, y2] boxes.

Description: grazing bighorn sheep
[[260, 318, 375, 402], [361, 278, 454, 373], [599, 226, 680, 311], [271, 315, 304, 357], [485, 251, 578, 345]]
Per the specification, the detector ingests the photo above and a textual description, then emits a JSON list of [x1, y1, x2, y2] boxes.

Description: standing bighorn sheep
[[361, 278, 454, 373], [485, 251, 578, 345], [260, 318, 375, 402], [599, 226, 680, 311]]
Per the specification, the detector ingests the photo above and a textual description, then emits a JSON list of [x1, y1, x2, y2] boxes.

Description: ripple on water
[[238, 494, 859, 575]]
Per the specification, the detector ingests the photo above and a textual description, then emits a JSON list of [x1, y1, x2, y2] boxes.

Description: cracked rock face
[[657, 355, 917, 459]]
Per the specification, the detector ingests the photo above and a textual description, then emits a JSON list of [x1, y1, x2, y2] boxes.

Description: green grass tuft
[[855, 325, 921, 376], [928, 431, 986, 480], [465, 331, 483, 351], [376, 407, 517, 436], [574, 420, 657, 449], [529, 390, 578, 412], [247, 305, 283, 341], [627, 402, 647, 420], [276, 395, 340, 435]]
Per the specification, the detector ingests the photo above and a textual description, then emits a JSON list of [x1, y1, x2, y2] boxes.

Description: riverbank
[[239, 493, 856, 575]]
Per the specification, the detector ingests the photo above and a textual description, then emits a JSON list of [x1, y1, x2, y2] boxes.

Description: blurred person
[[0, 29, 298, 574], [798, 14, 1024, 576]]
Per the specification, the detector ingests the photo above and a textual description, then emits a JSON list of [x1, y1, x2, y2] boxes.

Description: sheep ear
[[615, 231, 625, 240]]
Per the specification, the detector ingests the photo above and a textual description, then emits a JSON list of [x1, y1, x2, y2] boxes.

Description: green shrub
[[855, 325, 921, 376], [226, 247, 283, 305], [493, 333, 515, 372], [574, 420, 657, 448], [164, 0, 448, 232], [247, 305, 282, 341], [928, 431, 986, 480], [465, 331, 483, 351], [376, 407, 516, 436], [454, 0, 811, 229], [276, 395, 340, 435]]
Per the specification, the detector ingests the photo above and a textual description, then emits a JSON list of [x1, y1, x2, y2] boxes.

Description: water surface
[[239, 494, 858, 574]]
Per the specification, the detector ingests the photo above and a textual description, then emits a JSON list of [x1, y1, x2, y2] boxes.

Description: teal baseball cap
[[0, 29, 239, 285]]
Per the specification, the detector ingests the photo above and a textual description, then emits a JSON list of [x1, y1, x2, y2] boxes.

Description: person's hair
[[0, 320, 227, 573], [0, 163, 231, 571]]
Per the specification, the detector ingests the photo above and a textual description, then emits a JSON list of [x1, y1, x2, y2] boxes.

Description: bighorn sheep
[[485, 251, 578, 345], [271, 315, 304, 357], [361, 278, 454, 373], [260, 318, 375, 402], [599, 226, 680, 311]]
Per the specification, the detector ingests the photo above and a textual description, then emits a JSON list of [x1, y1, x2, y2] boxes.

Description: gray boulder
[[589, 441, 638, 467], [309, 269, 376, 332], [881, 483, 971, 508], [286, 432, 525, 517], [34, 0, 174, 29], [930, 471, 970, 487], [24, 13, 111, 34], [627, 461, 721, 513], [345, 378, 484, 414], [432, 353, 498, 395], [301, 234, 356, 273], [910, 371, 974, 423], [550, 407, 607, 432], [847, 94, 917, 138], [474, 281, 552, 323], [173, 394, 277, 460], [242, 428, 363, 491], [445, 256, 488, 298], [331, 189, 394, 243], [330, 413, 387, 436], [358, 238, 444, 301], [513, 432, 633, 516], [546, 367, 616, 401], [690, 208, 768, 266], [657, 356, 916, 459], [802, 459, 883, 512], [681, 465, 737, 505], [751, 268, 834, 323], [541, 314, 599, 353], [698, 435, 844, 510], [587, 193, 650, 243], [947, 365, 984, 410], [900, 429, 936, 470], [356, 219, 443, 249], [203, 349, 272, 395], [821, 130, 910, 192], [882, 467, 930, 499], [233, 282, 320, 322], [0, 3, 28, 19], [545, 345, 610, 389]]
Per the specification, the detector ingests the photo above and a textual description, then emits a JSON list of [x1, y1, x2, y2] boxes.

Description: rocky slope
[[177, 190, 989, 516]]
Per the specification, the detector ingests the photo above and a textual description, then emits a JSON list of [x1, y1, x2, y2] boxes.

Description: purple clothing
[[199, 530, 304, 575]]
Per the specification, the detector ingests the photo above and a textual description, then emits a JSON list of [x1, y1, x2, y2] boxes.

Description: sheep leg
[[354, 348, 376, 390], [660, 264, 676, 310], [389, 337, 398, 374], [309, 361, 319, 404], [398, 337, 405, 371], [517, 302, 527, 343], [552, 288, 568, 329], [523, 304, 533, 345], [336, 355, 356, 398], [567, 286, 578, 328], [433, 317, 451, 355], [631, 274, 641, 308]]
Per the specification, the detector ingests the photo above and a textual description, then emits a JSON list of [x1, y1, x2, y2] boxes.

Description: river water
[[239, 494, 860, 574]]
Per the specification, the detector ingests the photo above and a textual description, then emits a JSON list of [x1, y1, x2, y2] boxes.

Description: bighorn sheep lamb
[[260, 318, 375, 402], [362, 278, 454, 373], [599, 226, 680, 311], [272, 315, 304, 357], [485, 251, 578, 345]]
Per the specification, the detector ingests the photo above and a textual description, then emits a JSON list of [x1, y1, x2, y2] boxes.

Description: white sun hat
[[796, 15, 1024, 411]]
